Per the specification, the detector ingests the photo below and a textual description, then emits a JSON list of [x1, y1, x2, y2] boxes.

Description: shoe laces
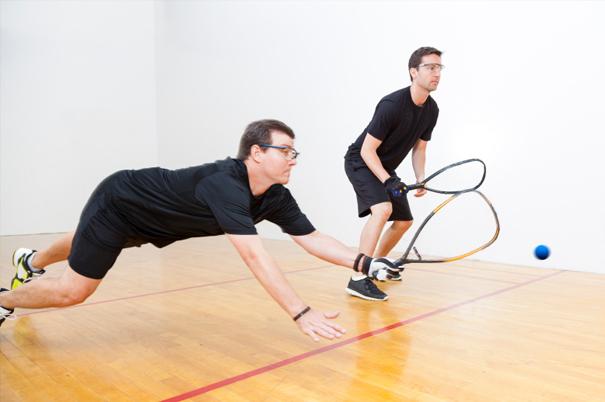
[[22, 269, 45, 284], [363, 278, 382, 292], [0, 309, 16, 321], [0, 290, 16, 320]]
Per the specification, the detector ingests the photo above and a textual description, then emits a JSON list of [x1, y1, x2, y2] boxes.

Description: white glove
[[369, 257, 401, 280], [354, 254, 401, 279]]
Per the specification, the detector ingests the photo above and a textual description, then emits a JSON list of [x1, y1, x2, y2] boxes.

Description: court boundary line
[[161, 270, 566, 402]]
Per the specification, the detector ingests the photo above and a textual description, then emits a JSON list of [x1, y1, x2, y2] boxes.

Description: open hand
[[295, 309, 346, 342]]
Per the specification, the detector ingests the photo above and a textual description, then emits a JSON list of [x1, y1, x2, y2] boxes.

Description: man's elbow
[[242, 250, 266, 268], [233, 244, 263, 267], [360, 147, 374, 164], [293, 233, 322, 256]]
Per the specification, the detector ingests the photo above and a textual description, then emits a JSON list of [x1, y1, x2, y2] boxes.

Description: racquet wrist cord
[[292, 306, 311, 321]]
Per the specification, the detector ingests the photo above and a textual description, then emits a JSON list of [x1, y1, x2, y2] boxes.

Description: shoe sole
[[375, 277, 402, 282], [345, 287, 389, 301]]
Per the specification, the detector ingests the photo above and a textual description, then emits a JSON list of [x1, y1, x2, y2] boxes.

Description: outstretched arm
[[227, 234, 346, 341], [291, 231, 399, 277], [290, 231, 357, 268]]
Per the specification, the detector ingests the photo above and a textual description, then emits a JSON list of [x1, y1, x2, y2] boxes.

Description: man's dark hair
[[408, 46, 442, 81], [237, 119, 295, 160]]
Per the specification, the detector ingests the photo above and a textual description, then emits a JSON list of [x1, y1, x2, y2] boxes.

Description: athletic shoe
[[345, 277, 389, 301], [0, 288, 14, 327], [386, 269, 403, 281], [11, 248, 44, 290]]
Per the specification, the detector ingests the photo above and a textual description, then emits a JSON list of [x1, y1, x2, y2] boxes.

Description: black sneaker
[[345, 277, 388, 301], [386, 269, 402, 281], [0, 288, 15, 327]]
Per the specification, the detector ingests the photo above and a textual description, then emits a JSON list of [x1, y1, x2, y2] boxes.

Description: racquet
[[394, 158, 486, 196], [390, 158, 499, 268]]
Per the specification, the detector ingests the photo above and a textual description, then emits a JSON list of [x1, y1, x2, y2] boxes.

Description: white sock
[[26, 253, 43, 272], [351, 275, 367, 281]]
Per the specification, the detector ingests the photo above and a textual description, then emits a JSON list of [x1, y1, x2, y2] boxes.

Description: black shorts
[[344, 159, 413, 221], [68, 171, 145, 279]]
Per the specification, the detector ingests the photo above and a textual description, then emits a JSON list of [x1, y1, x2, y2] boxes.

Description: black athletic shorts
[[344, 159, 413, 221], [68, 171, 145, 279]]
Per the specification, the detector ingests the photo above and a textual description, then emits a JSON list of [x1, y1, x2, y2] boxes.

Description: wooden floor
[[1, 233, 604, 401]]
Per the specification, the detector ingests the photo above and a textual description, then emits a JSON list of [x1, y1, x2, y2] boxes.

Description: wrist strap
[[361, 255, 372, 275], [293, 306, 311, 321], [353, 253, 366, 272]]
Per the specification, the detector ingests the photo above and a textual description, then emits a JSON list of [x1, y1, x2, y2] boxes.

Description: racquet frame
[[392, 159, 499, 267]]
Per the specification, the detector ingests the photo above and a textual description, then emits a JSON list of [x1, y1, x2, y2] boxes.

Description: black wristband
[[361, 255, 372, 275], [293, 306, 311, 321], [353, 253, 366, 272]]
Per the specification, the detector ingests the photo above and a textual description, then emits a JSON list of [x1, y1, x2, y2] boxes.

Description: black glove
[[383, 176, 406, 198]]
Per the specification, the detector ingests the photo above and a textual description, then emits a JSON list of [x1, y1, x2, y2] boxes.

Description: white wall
[[2, 1, 604, 273], [156, 1, 605, 273], [0, 0, 157, 234]]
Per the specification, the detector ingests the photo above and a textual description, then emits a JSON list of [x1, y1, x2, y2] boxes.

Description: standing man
[[344, 47, 443, 301], [1, 119, 396, 341]]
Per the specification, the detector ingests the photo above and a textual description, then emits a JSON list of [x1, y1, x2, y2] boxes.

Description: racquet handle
[[389, 182, 422, 197], [404, 183, 423, 192]]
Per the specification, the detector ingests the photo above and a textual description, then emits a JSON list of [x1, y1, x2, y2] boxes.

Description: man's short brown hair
[[408, 46, 442, 81], [237, 119, 295, 160]]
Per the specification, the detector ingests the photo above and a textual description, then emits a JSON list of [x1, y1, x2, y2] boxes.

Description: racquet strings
[[422, 159, 485, 194]]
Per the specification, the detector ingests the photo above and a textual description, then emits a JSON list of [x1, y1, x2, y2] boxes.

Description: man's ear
[[410, 67, 418, 81], [250, 144, 263, 162]]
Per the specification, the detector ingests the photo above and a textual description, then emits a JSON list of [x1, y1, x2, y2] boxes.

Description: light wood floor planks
[[1, 233, 604, 401]]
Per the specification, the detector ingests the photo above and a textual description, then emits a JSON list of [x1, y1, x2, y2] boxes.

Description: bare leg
[[0, 265, 100, 309], [30, 232, 74, 268], [353, 202, 392, 278], [375, 220, 413, 257]]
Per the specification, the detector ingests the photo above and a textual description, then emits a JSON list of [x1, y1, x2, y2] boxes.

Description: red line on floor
[[16, 264, 552, 318], [17, 264, 333, 317], [161, 270, 565, 402]]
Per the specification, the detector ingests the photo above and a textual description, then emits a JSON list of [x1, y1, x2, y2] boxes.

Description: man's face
[[258, 131, 298, 185], [411, 54, 442, 92]]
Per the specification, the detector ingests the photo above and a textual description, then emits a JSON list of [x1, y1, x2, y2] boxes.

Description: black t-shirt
[[104, 158, 315, 247], [345, 86, 439, 172]]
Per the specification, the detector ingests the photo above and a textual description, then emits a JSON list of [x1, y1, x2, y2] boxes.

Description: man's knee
[[57, 268, 100, 306], [57, 285, 95, 306], [370, 203, 393, 221], [392, 220, 413, 233]]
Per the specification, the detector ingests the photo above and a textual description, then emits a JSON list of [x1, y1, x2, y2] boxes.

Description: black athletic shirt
[[345, 86, 439, 172], [105, 158, 315, 247]]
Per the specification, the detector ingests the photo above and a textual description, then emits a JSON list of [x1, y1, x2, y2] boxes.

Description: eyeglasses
[[418, 63, 445, 73], [259, 144, 300, 160]]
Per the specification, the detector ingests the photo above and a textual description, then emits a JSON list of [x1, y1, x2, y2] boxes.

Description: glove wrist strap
[[353, 253, 365, 272], [353, 253, 372, 275]]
